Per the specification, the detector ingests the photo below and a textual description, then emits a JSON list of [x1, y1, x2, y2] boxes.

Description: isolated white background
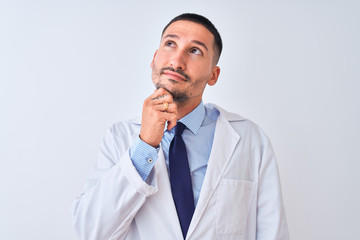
[[1, 0, 359, 239]]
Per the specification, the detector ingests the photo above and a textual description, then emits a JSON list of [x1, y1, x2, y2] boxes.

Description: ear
[[150, 50, 158, 68], [207, 66, 220, 86]]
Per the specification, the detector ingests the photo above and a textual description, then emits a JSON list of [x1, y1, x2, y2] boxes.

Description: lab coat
[[72, 104, 290, 240]]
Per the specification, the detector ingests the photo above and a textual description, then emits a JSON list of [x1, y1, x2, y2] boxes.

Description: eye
[[165, 40, 176, 47], [189, 48, 203, 55]]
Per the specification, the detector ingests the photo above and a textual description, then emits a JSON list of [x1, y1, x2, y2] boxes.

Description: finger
[[150, 94, 174, 105], [154, 103, 168, 112], [149, 88, 171, 100], [165, 113, 178, 130], [147, 91, 166, 102], [165, 103, 177, 113], [144, 93, 171, 108], [157, 87, 171, 96], [151, 94, 167, 100], [155, 102, 176, 112]]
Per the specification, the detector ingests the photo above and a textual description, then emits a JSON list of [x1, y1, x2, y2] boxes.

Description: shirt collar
[[179, 101, 205, 135]]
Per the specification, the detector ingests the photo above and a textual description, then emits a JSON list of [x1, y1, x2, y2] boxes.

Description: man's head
[[151, 13, 222, 108], [162, 13, 223, 65]]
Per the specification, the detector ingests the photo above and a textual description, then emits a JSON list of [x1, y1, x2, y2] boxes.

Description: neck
[[175, 99, 201, 120]]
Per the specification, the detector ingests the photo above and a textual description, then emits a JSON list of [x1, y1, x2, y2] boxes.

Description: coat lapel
[[186, 113, 241, 239], [154, 146, 184, 239]]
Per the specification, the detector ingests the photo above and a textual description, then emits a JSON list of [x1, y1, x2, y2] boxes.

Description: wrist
[[139, 134, 159, 148]]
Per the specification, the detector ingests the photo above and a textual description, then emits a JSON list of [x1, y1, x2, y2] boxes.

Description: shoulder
[[108, 116, 141, 135], [206, 103, 270, 143], [103, 117, 141, 148]]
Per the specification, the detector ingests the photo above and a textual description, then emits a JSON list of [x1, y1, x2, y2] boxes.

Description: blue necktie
[[169, 122, 195, 239]]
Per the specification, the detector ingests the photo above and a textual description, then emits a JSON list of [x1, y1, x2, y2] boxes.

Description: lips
[[163, 70, 187, 82]]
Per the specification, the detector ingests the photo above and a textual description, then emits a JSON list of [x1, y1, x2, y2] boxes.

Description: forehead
[[162, 20, 214, 47]]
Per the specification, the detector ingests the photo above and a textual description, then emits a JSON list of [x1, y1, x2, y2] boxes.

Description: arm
[[72, 127, 158, 240], [72, 88, 178, 240], [256, 134, 290, 240]]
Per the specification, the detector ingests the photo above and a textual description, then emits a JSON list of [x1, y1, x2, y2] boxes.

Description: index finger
[[150, 88, 170, 98], [149, 88, 174, 103]]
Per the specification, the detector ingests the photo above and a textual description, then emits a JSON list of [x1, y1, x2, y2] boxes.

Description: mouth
[[160, 67, 190, 82], [163, 70, 188, 82]]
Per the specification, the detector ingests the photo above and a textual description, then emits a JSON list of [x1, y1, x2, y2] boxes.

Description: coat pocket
[[215, 179, 256, 234]]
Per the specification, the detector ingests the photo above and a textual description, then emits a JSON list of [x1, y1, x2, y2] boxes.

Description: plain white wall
[[1, 0, 359, 239]]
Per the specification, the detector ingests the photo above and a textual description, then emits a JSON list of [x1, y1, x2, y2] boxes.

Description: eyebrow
[[163, 34, 209, 52]]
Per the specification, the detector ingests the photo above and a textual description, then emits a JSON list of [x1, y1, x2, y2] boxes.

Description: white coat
[[72, 104, 290, 240]]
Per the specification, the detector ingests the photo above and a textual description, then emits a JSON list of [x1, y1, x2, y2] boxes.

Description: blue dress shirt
[[129, 101, 219, 206]]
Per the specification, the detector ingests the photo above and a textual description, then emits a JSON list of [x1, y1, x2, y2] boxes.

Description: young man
[[73, 13, 290, 240]]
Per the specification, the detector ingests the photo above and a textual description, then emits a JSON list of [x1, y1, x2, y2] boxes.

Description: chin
[[155, 83, 173, 95], [154, 83, 188, 103]]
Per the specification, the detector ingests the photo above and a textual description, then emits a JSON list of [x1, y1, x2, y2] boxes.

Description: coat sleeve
[[72, 125, 158, 240], [256, 132, 290, 240]]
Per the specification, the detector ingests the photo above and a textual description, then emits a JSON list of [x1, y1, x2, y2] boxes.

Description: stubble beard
[[154, 82, 189, 104], [152, 65, 191, 104]]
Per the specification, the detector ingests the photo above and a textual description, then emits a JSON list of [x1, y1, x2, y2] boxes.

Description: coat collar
[[127, 102, 246, 125], [205, 103, 246, 122]]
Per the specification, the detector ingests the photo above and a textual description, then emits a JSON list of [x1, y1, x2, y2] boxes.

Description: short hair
[[162, 13, 223, 65]]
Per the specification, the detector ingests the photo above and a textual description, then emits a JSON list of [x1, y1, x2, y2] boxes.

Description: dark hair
[[162, 13, 223, 64]]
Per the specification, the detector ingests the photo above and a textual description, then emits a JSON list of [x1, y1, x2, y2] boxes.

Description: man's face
[[151, 20, 220, 105]]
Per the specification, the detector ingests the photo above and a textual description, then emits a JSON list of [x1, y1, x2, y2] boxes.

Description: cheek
[[189, 78, 208, 95], [195, 79, 207, 89], [190, 62, 211, 76], [154, 50, 169, 64]]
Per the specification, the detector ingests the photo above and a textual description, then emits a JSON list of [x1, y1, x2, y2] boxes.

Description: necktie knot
[[175, 122, 186, 136]]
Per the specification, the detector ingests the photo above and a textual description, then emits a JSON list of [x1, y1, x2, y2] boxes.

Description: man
[[72, 13, 290, 240]]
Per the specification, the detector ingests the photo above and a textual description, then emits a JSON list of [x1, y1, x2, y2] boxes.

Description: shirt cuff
[[129, 136, 159, 181]]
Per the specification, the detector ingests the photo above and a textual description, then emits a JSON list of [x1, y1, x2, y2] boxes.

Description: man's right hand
[[139, 88, 178, 148]]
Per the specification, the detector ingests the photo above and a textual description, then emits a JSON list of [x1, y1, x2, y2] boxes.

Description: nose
[[170, 51, 186, 70]]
